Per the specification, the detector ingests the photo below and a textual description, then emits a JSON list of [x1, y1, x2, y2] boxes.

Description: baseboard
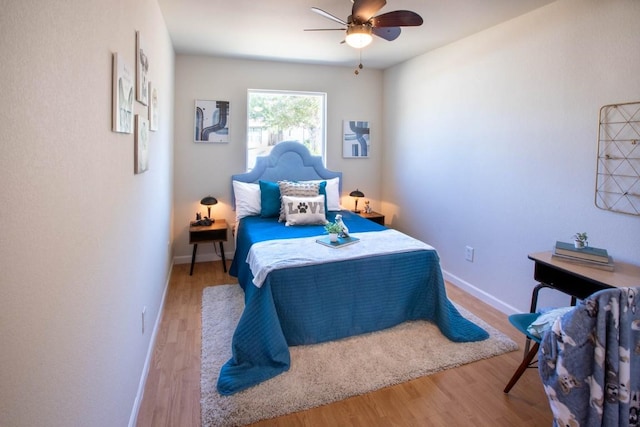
[[128, 261, 173, 427], [443, 269, 520, 315]]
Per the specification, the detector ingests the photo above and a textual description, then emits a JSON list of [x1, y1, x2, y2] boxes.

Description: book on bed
[[316, 235, 360, 248]]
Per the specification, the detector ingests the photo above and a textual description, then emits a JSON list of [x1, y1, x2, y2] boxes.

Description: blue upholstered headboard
[[231, 141, 342, 208]]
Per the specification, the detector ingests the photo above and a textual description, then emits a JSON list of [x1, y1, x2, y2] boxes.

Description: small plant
[[573, 232, 588, 248], [324, 221, 343, 234], [573, 232, 588, 243]]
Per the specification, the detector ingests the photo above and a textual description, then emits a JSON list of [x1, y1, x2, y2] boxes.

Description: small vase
[[574, 240, 586, 249], [329, 233, 338, 242]]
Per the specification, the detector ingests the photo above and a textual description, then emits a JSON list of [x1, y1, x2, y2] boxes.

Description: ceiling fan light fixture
[[345, 24, 373, 48]]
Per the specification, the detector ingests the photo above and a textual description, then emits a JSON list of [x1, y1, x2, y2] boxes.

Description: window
[[247, 89, 326, 170]]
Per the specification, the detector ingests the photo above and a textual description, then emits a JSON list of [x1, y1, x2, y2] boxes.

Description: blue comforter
[[218, 211, 489, 395]]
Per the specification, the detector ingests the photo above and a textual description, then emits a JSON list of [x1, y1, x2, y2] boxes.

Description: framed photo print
[[343, 120, 370, 158], [194, 99, 230, 143], [112, 52, 134, 133], [135, 115, 149, 174], [136, 31, 149, 106], [149, 82, 158, 131]]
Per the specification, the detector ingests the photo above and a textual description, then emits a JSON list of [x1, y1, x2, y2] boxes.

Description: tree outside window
[[247, 90, 326, 170]]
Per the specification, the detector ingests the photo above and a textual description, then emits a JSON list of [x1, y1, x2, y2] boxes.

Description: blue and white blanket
[[247, 229, 435, 287], [538, 287, 640, 427]]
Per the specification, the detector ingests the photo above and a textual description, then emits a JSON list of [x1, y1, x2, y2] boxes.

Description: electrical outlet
[[141, 306, 146, 335], [465, 246, 474, 262]]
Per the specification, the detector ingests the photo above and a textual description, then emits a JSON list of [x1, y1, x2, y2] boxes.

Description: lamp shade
[[200, 196, 218, 206], [349, 189, 364, 198], [345, 25, 373, 49]]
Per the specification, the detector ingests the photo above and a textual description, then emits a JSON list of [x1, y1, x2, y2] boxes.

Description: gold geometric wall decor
[[595, 101, 640, 216]]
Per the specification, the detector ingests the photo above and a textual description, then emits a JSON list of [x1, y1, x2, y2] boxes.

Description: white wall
[[382, 0, 640, 313], [0, 1, 174, 426], [173, 56, 383, 262]]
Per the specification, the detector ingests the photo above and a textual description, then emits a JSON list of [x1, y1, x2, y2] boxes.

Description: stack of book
[[552, 241, 614, 271]]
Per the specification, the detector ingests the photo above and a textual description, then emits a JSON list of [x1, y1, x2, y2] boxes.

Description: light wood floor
[[136, 261, 553, 427]]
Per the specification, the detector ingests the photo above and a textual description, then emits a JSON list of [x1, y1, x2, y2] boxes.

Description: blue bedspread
[[218, 211, 489, 395]]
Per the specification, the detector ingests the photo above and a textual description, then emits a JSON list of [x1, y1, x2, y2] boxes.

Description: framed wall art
[[149, 82, 158, 131], [194, 99, 230, 143], [343, 120, 370, 158], [112, 52, 134, 133], [135, 115, 149, 174], [136, 30, 149, 106]]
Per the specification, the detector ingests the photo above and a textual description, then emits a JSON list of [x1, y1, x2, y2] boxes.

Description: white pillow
[[304, 177, 341, 211], [232, 180, 261, 219], [282, 195, 328, 226]]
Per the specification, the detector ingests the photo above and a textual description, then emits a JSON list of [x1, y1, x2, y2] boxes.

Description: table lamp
[[200, 196, 218, 222], [349, 189, 364, 213]]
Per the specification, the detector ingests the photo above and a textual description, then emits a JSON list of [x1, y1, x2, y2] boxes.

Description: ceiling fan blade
[[304, 28, 346, 31], [371, 10, 423, 27], [311, 7, 347, 26], [373, 26, 401, 41], [351, 0, 386, 24]]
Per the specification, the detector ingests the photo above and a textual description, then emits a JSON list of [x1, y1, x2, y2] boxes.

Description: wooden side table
[[358, 211, 385, 225], [189, 219, 228, 275]]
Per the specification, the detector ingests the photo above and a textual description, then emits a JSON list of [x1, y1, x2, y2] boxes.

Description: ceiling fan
[[305, 0, 423, 49]]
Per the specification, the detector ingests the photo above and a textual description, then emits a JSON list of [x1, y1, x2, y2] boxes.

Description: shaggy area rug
[[201, 284, 518, 427]]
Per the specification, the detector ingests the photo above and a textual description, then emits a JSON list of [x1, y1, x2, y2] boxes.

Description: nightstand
[[189, 219, 228, 275], [358, 211, 385, 225]]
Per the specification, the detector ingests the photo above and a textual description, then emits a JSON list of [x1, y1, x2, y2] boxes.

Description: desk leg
[[529, 283, 553, 313], [524, 283, 554, 356], [219, 241, 227, 273], [524, 282, 576, 356], [190, 244, 198, 276]]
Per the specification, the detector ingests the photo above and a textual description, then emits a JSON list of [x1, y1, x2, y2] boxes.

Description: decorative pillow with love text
[[281, 195, 327, 226], [277, 181, 321, 222]]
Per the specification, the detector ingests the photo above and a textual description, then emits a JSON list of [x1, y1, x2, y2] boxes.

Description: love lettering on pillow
[[281, 195, 328, 226], [277, 181, 321, 222]]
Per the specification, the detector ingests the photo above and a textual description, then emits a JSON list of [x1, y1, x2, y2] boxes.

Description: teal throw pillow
[[317, 181, 327, 212], [259, 180, 281, 218]]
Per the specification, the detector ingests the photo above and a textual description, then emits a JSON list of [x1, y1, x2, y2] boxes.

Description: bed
[[217, 141, 488, 395]]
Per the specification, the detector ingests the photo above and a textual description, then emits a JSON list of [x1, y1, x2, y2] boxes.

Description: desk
[[528, 251, 640, 312], [523, 251, 640, 356], [189, 219, 228, 275]]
